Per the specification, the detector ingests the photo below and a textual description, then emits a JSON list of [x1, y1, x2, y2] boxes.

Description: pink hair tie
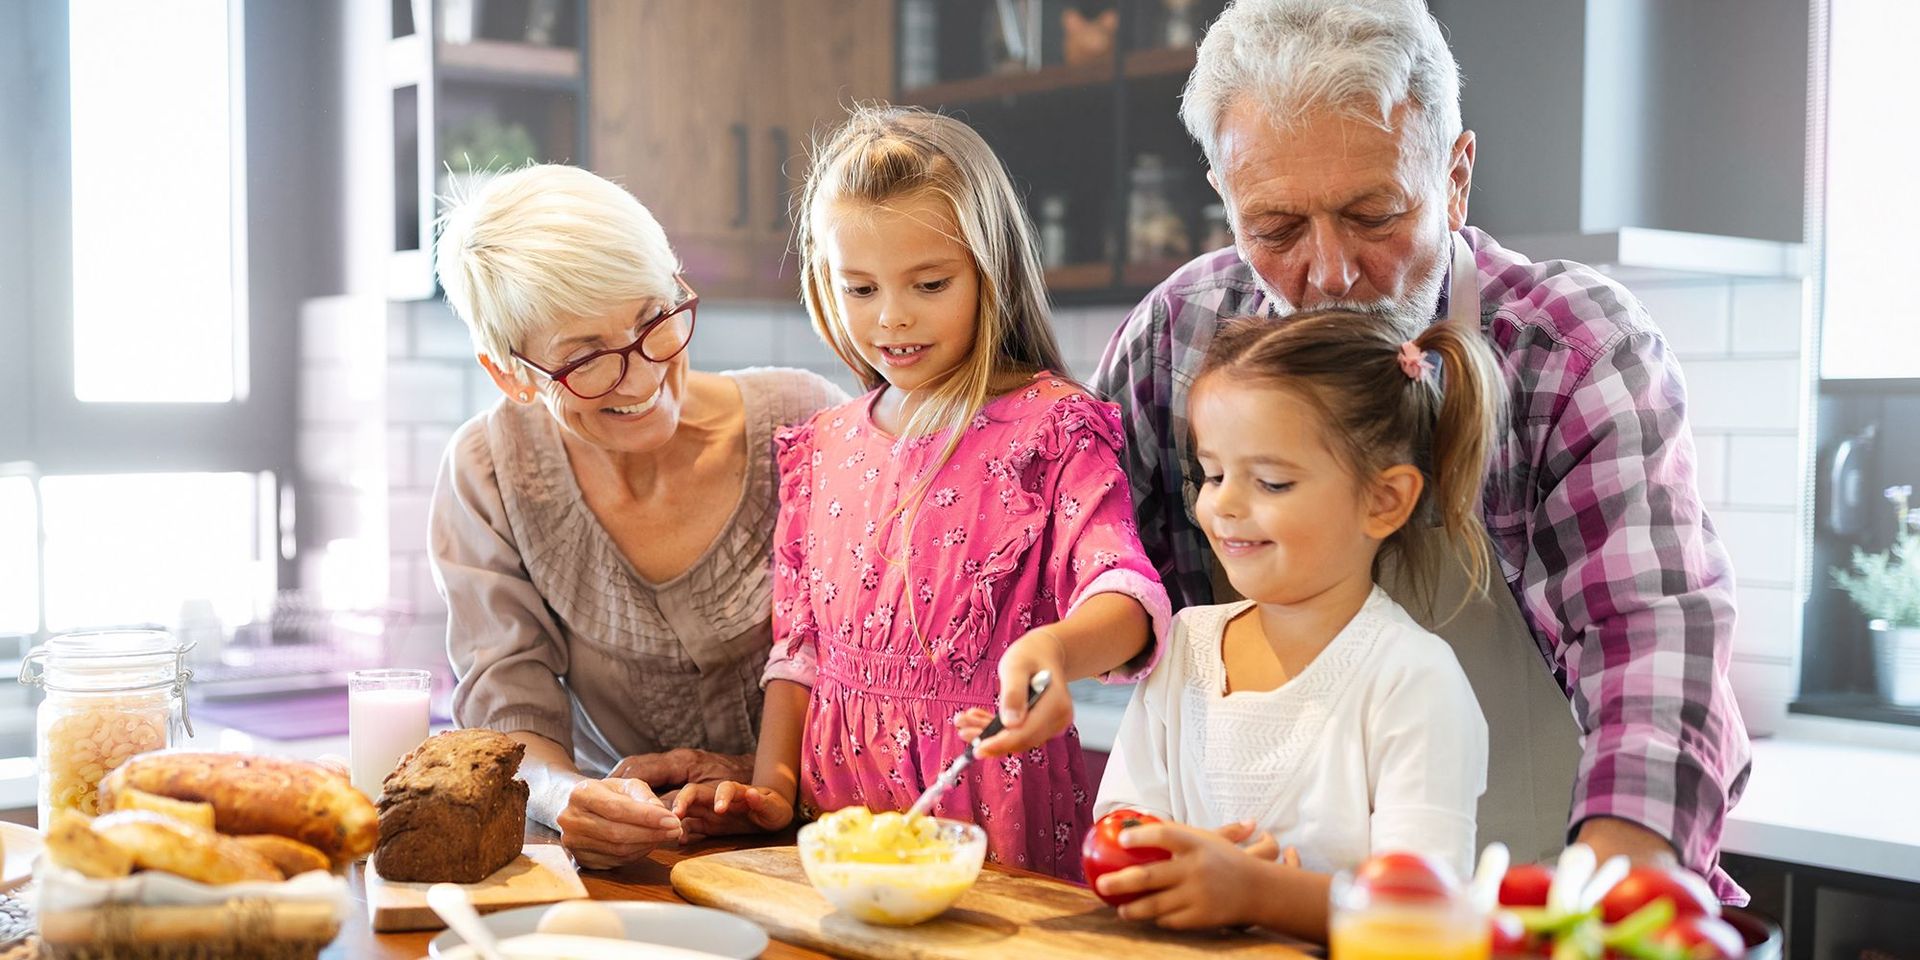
[[1398, 341, 1436, 381]]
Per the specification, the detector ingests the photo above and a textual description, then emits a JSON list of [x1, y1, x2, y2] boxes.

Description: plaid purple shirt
[[1092, 226, 1752, 900]]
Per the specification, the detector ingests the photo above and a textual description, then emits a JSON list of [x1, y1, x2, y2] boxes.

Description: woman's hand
[[609, 748, 754, 807], [961, 628, 1072, 758], [671, 780, 795, 842], [1092, 820, 1295, 930], [552, 777, 684, 870]]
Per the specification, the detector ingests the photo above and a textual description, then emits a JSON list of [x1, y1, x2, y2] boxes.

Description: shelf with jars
[[894, 0, 1230, 305]]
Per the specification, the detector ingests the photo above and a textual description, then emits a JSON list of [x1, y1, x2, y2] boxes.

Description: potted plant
[[437, 113, 540, 206], [1833, 484, 1920, 706]]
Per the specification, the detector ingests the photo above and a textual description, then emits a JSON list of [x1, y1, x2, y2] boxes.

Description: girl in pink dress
[[674, 106, 1168, 878]]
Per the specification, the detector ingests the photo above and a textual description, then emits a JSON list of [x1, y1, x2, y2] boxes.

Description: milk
[[349, 686, 430, 798]]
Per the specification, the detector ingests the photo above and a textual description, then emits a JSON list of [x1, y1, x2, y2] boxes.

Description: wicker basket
[[36, 898, 340, 960], [33, 860, 348, 960]]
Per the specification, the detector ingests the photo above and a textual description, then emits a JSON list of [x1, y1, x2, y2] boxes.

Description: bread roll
[[110, 786, 216, 831], [231, 834, 331, 879], [99, 752, 377, 865], [91, 810, 281, 885], [44, 809, 133, 879]]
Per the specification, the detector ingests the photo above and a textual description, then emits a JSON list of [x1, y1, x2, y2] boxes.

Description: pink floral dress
[[762, 373, 1169, 878]]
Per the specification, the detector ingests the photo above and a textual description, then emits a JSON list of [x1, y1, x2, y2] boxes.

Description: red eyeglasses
[[511, 275, 700, 400]]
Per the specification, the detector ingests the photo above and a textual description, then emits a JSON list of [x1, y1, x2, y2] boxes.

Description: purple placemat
[[192, 689, 452, 740]]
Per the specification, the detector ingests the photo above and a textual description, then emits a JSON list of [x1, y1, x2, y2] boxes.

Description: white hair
[[434, 164, 680, 380], [1181, 0, 1462, 173]]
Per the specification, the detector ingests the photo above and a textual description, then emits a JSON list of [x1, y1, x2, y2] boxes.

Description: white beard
[[1249, 234, 1452, 335]]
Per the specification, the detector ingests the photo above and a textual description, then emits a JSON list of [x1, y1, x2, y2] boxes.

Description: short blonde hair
[[434, 164, 680, 380], [796, 105, 1066, 448]]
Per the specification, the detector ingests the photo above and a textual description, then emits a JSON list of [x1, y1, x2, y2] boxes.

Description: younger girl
[[1085, 311, 1494, 939], [677, 105, 1168, 878]]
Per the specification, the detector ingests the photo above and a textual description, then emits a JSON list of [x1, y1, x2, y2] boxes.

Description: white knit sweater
[[1095, 588, 1489, 878]]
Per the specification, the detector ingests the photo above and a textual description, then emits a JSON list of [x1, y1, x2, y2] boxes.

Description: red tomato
[[1352, 850, 1459, 902], [1600, 866, 1719, 924], [1650, 915, 1745, 960], [1081, 809, 1171, 906], [1498, 863, 1555, 907], [1489, 910, 1534, 954]]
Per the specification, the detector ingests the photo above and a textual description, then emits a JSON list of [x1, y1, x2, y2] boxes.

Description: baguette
[[100, 752, 378, 865]]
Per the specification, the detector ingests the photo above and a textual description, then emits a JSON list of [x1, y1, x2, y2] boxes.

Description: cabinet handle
[[770, 126, 791, 232], [731, 122, 749, 229]]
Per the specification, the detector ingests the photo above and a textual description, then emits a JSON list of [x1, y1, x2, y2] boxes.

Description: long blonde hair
[[795, 104, 1069, 655], [795, 104, 1067, 459], [1197, 309, 1505, 618]]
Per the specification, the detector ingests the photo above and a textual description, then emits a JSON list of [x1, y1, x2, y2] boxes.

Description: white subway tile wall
[[305, 276, 1806, 736], [1634, 282, 1731, 357], [1645, 275, 1810, 737]]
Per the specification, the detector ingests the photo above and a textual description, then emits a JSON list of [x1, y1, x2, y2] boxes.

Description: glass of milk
[[348, 668, 432, 799]]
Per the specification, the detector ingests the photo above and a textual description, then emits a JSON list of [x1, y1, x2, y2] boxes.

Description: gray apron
[[1204, 235, 1582, 864]]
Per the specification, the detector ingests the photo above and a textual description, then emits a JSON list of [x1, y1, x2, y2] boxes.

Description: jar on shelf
[[1202, 202, 1233, 252], [1039, 193, 1070, 268], [1127, 154, 1192, 264], [19, 629, 193, 826]]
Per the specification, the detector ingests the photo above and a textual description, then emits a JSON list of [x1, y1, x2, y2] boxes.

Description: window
[[67, 0, 246, 403], [38, 473, 275, 633], [1796, 0, 1920, 726], [1817, 0, 1920, 381], [0, 473, 39, 639]]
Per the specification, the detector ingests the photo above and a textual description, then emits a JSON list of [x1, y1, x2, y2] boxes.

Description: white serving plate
[[0, 823, 43, 894], [428, 901, 767, 959]]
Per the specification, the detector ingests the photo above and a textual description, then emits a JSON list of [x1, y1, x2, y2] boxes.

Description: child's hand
[[966, 628, 1072, 758], [610, 748, 754, 791], [670, 780, 795, 842], [1093, 820, 1288, 930]]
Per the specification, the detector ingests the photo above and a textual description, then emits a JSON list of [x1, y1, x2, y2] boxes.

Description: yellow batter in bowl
[[797, 807, 987, 925]]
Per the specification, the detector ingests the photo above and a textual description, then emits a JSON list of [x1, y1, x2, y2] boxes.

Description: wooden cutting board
[[366, 842, 588, 932], [670, 846, 1319, 960]]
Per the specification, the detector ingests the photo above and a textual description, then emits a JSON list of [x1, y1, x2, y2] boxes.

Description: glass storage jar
[[19, 629, 192, 826]]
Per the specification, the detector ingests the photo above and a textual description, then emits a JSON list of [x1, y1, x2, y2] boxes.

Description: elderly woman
[[430, 164, 845, 868]]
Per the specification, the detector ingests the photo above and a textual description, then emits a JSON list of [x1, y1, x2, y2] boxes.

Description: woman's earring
[[518, 391, 531, 402]]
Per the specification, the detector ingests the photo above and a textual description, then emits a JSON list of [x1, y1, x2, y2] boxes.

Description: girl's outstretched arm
[[674, 679, 807, 839], [966, 594, 1149, 757]]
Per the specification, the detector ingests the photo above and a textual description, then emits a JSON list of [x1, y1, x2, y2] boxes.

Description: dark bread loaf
[[373, 729, 528, 883]]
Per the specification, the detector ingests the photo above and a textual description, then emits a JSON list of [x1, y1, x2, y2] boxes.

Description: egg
[[535, 900, 626, 940]]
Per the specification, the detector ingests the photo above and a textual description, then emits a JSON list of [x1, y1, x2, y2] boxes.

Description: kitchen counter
[[1721, 737, 1920, 884]]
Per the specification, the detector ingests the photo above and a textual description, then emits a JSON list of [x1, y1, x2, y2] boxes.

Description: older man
[[1094, 0, 1752, 900]]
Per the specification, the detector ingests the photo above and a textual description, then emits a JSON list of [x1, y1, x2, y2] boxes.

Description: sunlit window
[[1819, 0, 1920, 379], [38, 473, 273, 633], [68, 0, 245, 402], [0, 476, 38, 638]]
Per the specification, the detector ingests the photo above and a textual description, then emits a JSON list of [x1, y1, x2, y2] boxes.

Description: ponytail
[[1408, 317, 1505, 618]]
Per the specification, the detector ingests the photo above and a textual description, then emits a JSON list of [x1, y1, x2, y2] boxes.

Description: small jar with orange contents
[[19, 629, 192, 826]]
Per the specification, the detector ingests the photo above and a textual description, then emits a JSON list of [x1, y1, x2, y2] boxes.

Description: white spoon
[[427, 882, 508, 960]]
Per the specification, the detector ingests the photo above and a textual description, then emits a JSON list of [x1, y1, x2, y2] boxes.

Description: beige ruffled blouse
[[430, 367, 847, 775]]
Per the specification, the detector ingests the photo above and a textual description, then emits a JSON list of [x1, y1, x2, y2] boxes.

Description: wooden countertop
[[328, 826, 1318, 960], [328, 829, 835, 960]]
